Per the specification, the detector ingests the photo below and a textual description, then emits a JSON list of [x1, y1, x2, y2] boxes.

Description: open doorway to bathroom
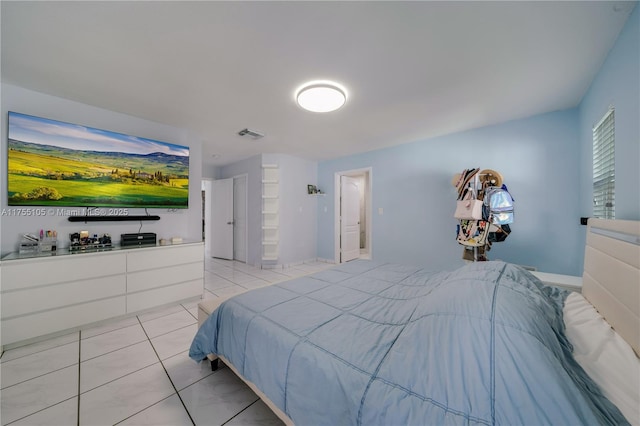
[[334, 167, 372, 264]]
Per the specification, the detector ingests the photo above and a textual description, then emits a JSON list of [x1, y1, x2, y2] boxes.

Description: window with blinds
[[592, 108, 615, 219]]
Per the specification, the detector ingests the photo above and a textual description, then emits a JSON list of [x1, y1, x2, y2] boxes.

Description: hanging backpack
[[482, 185, 514, 225]]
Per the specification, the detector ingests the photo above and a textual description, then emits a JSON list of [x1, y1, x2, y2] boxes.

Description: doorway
[[206, 175, 248, 262], [334, 167, 372, 264]]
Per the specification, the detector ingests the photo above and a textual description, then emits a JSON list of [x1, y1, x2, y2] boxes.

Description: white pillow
[[564, 292, 640, 425]]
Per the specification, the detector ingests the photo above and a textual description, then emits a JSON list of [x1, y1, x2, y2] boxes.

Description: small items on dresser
[[70, 231, 112, 251], [39, 229, 57, 252], [18, 229, 58, 254], [18, 233, 40, 254]]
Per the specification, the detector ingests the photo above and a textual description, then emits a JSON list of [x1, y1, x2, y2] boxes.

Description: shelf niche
[[262, 164, 279, 262]]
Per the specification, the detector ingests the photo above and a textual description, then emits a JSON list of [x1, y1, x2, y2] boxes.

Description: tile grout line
[[182, 302, 199, 322], [4, 397, 78, 425], [80, 318, 140, 341], [146, 322, 196, 342], [76, 319, 190, 421], [0, 334, 81, 425], [80, 337, 149, 364], [138, 307, 192, 325], [135, 316, 196, 426], [0, 336, 77, 365], [78, 358, 161, 396], [81, 314, 195, 364], [220, 398, 261, 426], [0, 361, 77, 391], [113, 394, 179, 426]]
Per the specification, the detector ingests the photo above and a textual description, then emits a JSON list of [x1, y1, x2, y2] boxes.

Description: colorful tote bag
[[457, 220, 490, 247]]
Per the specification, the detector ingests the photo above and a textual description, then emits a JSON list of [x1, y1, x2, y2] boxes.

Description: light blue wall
[[318, 4, 639, 276], [318, 109, 582, 275], [579, 4, 639, 222]]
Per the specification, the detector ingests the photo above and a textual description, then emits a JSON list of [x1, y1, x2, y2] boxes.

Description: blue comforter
[[190, 260, 628, 425]]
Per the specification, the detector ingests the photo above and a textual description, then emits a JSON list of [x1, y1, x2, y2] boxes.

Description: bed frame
[[205, 218, 639, 424], [582, 218, 640, 356]]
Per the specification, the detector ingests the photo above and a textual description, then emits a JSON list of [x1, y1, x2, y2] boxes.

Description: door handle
[[227, 221, 234, 225]]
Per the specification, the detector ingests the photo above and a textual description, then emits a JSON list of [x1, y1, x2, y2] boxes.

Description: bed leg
[[210, 358, 219, 371]]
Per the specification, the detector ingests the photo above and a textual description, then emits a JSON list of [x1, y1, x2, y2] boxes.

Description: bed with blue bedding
[[190, 260, 628, 425]]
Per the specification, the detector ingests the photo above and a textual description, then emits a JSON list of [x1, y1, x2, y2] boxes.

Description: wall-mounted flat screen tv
[[7, 111, 189, 208]]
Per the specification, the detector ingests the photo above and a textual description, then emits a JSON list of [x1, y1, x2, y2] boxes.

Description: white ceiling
[[1, 1, 635, 170]]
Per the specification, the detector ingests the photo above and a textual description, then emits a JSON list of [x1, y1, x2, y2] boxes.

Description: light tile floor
[[0, 258, 334, 425]]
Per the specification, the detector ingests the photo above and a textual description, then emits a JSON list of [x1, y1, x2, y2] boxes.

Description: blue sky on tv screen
[[8, 111, 188, 157]]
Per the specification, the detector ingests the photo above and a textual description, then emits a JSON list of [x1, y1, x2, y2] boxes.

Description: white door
[[233, 176, 247, 262], [340, 176, 361, 262], [211, 178, 233, 259]]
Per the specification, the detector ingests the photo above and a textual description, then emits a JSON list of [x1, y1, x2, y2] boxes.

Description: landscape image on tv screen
[[8, 111, 189, 208]]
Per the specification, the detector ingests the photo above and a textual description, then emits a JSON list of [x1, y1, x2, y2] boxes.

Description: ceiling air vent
[[238, 128, 265, 139]]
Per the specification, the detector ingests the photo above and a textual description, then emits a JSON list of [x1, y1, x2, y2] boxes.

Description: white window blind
[[592, 108, 615, 219]]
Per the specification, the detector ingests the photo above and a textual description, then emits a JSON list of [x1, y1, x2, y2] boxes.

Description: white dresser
[[1, 242, 204, 347]]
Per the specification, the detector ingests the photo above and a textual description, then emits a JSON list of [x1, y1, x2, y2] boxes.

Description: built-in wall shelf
[[262, 165, 279, 262], [306, 184, 324, 195]]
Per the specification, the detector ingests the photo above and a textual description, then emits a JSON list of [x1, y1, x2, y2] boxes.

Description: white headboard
[[582, 218, 640, 356]]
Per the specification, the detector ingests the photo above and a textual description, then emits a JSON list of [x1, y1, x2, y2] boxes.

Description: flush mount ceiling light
[[295, 81, 347, 113]]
